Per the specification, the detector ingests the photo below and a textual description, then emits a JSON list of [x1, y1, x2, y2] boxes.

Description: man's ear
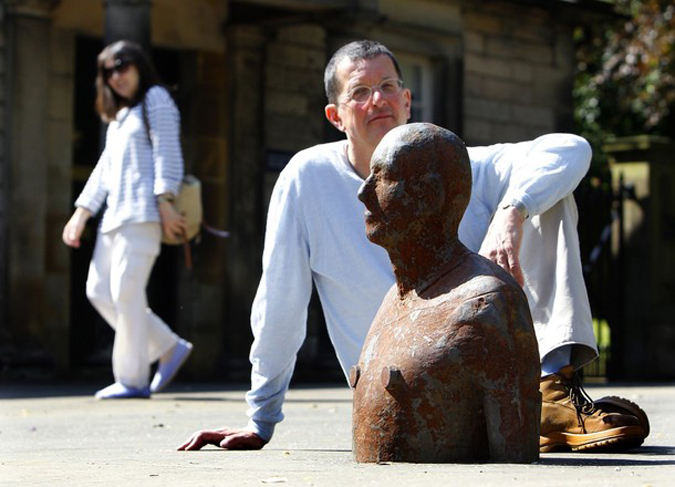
[[403, 89, 412, 122], [325, 104, 345, 132]]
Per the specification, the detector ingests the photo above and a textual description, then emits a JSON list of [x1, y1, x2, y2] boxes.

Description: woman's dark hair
[[95, 40, 162, 123]]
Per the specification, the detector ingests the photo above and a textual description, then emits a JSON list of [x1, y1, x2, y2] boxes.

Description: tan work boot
[[540, 366, 645, 452]]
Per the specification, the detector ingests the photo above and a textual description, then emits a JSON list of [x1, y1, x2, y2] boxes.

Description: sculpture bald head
[[358, 123, 472, 250]]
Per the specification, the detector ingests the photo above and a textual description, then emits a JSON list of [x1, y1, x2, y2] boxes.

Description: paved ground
[[1, 380, 674, 486]]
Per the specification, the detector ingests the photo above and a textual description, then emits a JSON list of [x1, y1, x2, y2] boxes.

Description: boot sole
[[540, 425, 645, 453]]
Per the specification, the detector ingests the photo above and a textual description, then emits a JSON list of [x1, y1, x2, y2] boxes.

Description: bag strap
[[201, 221, 230, 239], [141, 96, 152, 144], [181, 230, 193, 270], [143, 94, 194, 270]]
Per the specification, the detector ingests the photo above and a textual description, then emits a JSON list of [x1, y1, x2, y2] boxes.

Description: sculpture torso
[[352, 246, 540, 463], [353, 122, 540, 464]]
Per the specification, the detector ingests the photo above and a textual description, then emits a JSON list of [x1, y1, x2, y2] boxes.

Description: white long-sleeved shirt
[[246, 133, 591, 441], [75, 86, 184, 233]]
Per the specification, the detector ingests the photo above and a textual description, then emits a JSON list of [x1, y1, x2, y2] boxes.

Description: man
[[179, 40, 646, 453]]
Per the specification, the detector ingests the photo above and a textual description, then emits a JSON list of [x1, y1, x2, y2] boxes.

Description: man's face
[[326, 55, 411, 154], [358, 150, 416, 246]]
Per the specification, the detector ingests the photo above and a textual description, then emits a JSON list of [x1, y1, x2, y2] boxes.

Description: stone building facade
[[0, 3, 6, 363], [0, 0, 610, 381]]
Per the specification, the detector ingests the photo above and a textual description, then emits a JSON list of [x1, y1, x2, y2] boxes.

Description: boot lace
[[567, 372, 597, 432]]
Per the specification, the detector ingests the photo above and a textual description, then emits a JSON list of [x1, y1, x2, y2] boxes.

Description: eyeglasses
[[342, 78, 405, 104], [103, 58, 132, 80]]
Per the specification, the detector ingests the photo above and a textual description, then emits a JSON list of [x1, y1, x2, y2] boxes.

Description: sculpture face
[[358, 154, 416, 246], [358, 124, 450, 249], [359, 123, 473, 252]]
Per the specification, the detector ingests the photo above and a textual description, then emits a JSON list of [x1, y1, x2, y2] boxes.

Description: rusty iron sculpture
[[352, 123, 541, 464]]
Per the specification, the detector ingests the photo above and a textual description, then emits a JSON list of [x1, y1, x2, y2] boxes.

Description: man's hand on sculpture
[[479, 206, 525, 287], [177, 427, 267, 451]]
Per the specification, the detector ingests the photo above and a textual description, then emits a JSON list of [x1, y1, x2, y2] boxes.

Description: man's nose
[[370, 88, 386, 105]]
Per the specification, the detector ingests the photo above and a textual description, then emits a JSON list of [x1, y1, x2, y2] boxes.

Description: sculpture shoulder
[[439, 253, 532, 328], [430, 251, 524, 301]]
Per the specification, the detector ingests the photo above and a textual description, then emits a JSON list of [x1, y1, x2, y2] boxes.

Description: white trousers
[[520, 195, 598, 370], [86, 222, 177, 388]]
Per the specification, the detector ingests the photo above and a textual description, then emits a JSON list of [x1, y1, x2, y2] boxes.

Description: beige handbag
[[162, 175, 203, 246]]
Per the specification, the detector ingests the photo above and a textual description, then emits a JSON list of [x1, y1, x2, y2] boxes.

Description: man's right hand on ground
[[177, 427, 267, 451]]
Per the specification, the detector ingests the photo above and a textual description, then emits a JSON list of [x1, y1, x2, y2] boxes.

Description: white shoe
[[95, 382, 150, 399], [150, 339, 193, 393]]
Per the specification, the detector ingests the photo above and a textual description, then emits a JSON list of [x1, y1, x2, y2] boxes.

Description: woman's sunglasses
[[102, 58, 132, 80]]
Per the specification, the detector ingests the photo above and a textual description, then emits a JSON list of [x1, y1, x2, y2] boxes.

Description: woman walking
[[63, 40, 192, 399]]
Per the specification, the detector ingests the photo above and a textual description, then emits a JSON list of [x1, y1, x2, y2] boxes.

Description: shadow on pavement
[[541, 445, 675, 466], [172, 396, 351, 404], [0, 382, 247, 399], [0, 381, 350, 400]]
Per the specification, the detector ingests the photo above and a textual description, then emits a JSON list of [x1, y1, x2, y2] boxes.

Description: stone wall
[[175, 49, 230, 377], [0, 0, 600, 380], [0, 0, 234, 378], [0, 4, 7, 350], [1, 3, 76, 372], [6, 5, 52, 368], [220, 23, 330, 377], [264, 24, 330, 372], [45, 29, 75, 369], [263, 25, 327, 208], [462, 1, 576, 145], [223, 25, 268, 377]]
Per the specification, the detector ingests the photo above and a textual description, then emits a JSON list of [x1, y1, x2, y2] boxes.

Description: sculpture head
[[357, 123, 471, 251]]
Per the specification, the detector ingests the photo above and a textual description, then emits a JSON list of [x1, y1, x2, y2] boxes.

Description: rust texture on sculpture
[[352, 123, 541, 464]]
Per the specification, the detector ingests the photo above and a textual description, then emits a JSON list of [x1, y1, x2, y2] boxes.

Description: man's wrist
[[500, 199, 529, 220], [246, 419, 275, 443]]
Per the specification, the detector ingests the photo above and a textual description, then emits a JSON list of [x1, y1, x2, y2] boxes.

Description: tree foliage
[[575, 0, 675, 144]]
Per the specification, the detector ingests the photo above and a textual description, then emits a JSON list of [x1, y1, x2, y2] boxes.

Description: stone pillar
[[104, 0, 152, 51], [0, 2, 8, 350], [4, 0, 59, 365], [224, 25, 267, 377], [45, 28, 75, 371]]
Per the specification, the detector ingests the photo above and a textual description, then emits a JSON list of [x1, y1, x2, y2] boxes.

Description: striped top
[[75, 85, 184, 234]]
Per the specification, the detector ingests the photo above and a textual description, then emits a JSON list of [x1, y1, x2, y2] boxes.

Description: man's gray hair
[[324, 40, 403, 105]]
